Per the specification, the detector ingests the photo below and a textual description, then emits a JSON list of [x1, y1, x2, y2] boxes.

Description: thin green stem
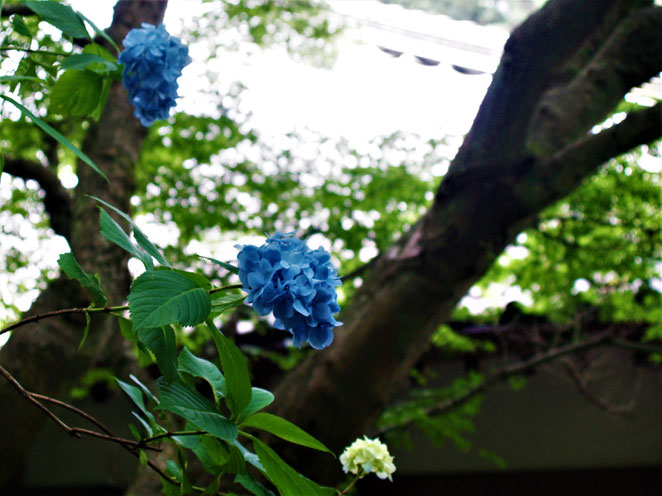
[[0, 46, 69, 56], [141, 429, 205, 445], [339, 475, 361, 495], [208, 283, 243, 295], [0, 305, 128, 336]]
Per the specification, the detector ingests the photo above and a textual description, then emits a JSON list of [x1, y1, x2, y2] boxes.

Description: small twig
[[0, 305, 128, 336], [0, 46, 70, 56], [209, 284, 243, 295], [32, 393, 114, 436], [378, 333, 612, 434]]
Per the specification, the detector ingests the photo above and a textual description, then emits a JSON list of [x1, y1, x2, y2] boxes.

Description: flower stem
[[339, 475, 361, 495]]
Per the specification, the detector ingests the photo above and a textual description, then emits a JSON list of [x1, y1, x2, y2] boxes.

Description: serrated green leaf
[[129, 270, 211, 331], [50, 69, 103, 117], [140, 326, 180, 383], [26, 1, 90, 39], [60, 53, 117, 72], [235, 473, 276, 496], [0, 94, 107, 181], [157, 378, 238, 442], [178, 347, 226, 397], [92, 196, 170, 267], [57, 252, 107, 306], [240, 413, 331, 454], [237, 388, 274, 422], [210, 292, 245, 319], [206, 322, 252, 418], [252, 438, 335, 496], [89, 77, 111, 121], [11, 15, 32, 37]]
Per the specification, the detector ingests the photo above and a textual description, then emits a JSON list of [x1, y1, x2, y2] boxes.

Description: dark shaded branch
[[1, 4, 32, 17], [531, 102, 662, 205], [447, 0, 644, 176], [2, 156, 73, 241], [528, 6, 662, 156], [377, 334, 661, 434]]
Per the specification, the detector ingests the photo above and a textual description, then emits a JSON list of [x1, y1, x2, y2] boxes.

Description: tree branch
[[1, 5, 32, 18], [377, 334, 660, 434], [2, 156, 73, 241], [528, 6, 662, 156], [529, 102, 662, 206], [0, 305, 128, 336]]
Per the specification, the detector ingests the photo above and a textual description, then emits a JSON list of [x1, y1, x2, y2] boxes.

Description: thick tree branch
[[528, 6, 662, 156], [447, 0, 649, 177], [2, 156, 73, 241], [529, 102, 662, 207]]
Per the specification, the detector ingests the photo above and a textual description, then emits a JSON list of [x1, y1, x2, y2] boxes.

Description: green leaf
[[252, 438, 335, 496], [210, 292, 245, 319], [129, 270, 211, 331], [178, 347, 226, 397], [57, 252, 107, 306], [26, 1, 90, 39], [240, 413, 331, 454], [157, 378, 238, 442], [235, 473, 276, 496], [206, 322, 252, 418], [140, 326, 180, 383], [11, 15, 33, 38], [77, 12, 119, 52], [224, 443, 247, 475], [0, 94, 108, 181], [50, 69, 103, 117], [231, 439, 264, 472], [238, 388, 274, 422], [92, 196, 171, 267], [116, 378, 158, 425], [0, 75, 44, 85], [200, 255, 240, 274], [139, 449, 149, 468], [98, 207, 153, 269], [89, 78, 111, 121], [119, 317, 153, 367], [78, 310, 91, 350], [60, 53, 117, 73], [130, 373, 159, 405]]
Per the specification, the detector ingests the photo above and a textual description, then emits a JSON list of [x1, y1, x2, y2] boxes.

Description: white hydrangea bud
[[339, 436, 396, 481]]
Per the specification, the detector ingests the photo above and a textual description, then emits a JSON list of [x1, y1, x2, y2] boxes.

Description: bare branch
[[0, 305, 128, 336], [528, 6, 662, 156], [2, 156, 73, 241]]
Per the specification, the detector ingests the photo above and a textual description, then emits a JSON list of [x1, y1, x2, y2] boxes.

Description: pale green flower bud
[[340, 436, 396, 481]]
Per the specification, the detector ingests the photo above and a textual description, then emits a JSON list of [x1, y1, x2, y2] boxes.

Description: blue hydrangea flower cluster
[[118, 23, 191, 127], [236, 233, 342, 349]]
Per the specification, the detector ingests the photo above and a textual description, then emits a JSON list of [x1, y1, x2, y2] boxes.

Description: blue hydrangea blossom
[[236, 233, 342, 349], [118, 23, 191, 126]]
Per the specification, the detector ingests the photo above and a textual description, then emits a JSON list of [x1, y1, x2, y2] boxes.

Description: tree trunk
[[0, 1, 168, 485], [271, 0, 662, 482]]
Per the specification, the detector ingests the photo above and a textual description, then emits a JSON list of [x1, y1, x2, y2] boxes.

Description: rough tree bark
[[0, 0, 168, 486], [271, 0, 662, 481]]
